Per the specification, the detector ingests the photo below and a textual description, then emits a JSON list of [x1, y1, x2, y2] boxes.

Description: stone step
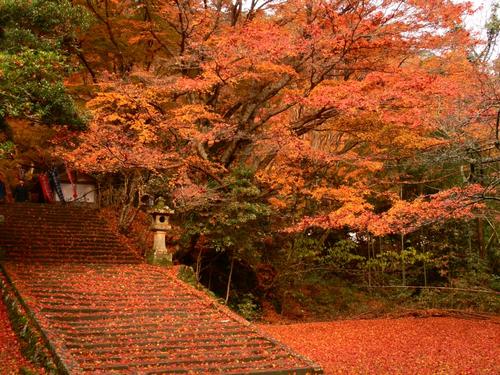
[[64, 331, 260, 349], [66, 338, 272, 356], [6, 269, 319, 372], [59, 324, 249, 338], [5, 254, 139, 262], [0, 203, 138, 264], [76, 353, 295, 373], [0, 204, 321, 374], [1, 248, 128, 254]]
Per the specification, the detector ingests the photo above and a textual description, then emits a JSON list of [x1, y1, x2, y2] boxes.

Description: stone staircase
[[0, 203, 322, 374], [0, 203, 140, 264]]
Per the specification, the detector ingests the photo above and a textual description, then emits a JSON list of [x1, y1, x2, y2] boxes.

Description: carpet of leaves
[[3, 262, 320, 374], [258, 317, 500, 374], [0, 204, 320, 373], [0, 296, 35, 374]]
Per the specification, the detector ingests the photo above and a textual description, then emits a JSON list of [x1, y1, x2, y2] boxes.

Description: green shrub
[[233, 293, 260, 321]]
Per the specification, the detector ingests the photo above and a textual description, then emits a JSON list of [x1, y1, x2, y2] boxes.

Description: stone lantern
[[148, 197, 174, 264]]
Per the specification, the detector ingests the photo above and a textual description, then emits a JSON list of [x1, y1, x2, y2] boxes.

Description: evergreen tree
[[0, 0, 90, 127]]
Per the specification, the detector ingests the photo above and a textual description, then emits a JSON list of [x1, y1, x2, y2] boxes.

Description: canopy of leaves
[[61, 0, 493, 236]]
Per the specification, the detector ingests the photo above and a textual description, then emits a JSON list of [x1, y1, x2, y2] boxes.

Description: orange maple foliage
[[61, 0, 494, 235]]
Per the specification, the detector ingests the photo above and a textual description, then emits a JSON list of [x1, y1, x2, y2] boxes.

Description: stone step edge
[[0, 263, 81, 374], [166, 266, 324, 374]]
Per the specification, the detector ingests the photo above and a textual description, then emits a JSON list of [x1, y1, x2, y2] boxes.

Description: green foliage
[[177, 265, 199, 286], [180, 168, 271, 263], [325, 239, 365, 267], [19, 367, 38, 375], [366, 248, 439, 276], [413, 288, 500, 312], [231, 293, 261, 321], [0, 49, 80, 124], [486, 2, 500, 42], [274, 273, 379, 319], [0, 0, 90, 126], [490, 275, 500, 291], [0, 0, 91, 48], [458, 252, 494, 286], [0, 139, 14, 158], [285, 235, 324, 265]]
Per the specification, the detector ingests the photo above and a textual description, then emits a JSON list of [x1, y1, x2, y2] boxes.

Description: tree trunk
[[225, 254, 235, 304], [477, 218, 485, 258], [367, 236, 372, 287], [195, 250, 203, 282], [423, 262, 427, 287], [208, 266, 213, 290], [401, 234, 406, 286]]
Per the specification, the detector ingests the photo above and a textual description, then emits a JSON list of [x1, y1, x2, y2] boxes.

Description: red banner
[[66, 167, 78, 199], [39, 173, 54, 203]]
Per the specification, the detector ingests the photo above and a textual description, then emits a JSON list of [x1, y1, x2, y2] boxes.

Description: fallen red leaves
[[0, 296, 33, 374], [3, 262, 319, 373], [0, 204, 321, 373], [258, 318, 500, 374]]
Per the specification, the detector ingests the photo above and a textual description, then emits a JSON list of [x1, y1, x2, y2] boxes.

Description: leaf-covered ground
[[0, 296, 36, 374], [258, 317, 500, 374]]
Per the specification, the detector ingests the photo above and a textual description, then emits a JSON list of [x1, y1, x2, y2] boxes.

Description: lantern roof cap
[[148, 197, 174, 215]]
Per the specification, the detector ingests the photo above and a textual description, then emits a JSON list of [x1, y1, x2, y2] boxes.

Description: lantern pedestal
[[148, 198, 174, 264]]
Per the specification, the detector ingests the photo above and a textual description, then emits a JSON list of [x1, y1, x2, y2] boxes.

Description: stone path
[[0, 203, 321, 374]]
